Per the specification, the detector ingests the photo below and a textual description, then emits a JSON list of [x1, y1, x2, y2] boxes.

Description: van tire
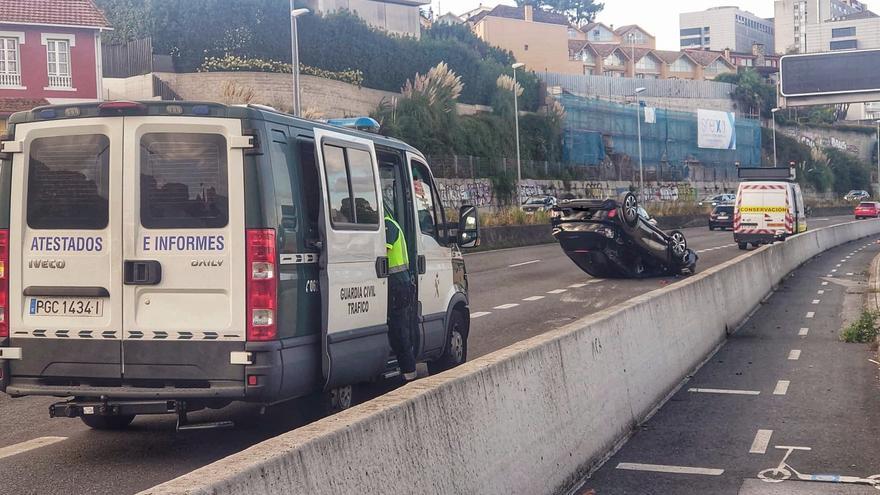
[[428, 310, 468, 375], [738, 242, 748, 250], [80, 414, 135, 430], [320, 385, 353, 415]]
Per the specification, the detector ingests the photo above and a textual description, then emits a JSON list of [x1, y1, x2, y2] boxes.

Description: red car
[[854, 201, 880, 219]]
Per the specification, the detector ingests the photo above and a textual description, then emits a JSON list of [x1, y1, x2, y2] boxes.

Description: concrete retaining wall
[[142, 220, 880, 495]]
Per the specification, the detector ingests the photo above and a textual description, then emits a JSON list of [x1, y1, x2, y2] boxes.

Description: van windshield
[[26, 134, 110, 230]]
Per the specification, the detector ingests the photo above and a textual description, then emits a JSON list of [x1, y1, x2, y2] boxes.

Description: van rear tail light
[[246, 229, 277, 341], [0, 229, 8, 338]]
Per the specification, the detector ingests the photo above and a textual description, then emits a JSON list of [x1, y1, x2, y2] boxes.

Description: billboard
[[780, 50, 880, 98], [697, 109, 736, 150]]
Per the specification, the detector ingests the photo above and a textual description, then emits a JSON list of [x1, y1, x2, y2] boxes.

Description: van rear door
[[120, 117, 247, 385], [9, 118, 124, 384], [736, 183, 788, 235]]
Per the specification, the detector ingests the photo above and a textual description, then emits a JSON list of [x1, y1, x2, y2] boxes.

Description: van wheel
[[738, 242, 748, 250], [428, 310, 469, 375], [80, 414, 135, 430], [321, 385, 353, 415]]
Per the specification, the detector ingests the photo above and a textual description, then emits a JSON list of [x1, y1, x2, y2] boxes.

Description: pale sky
[[432, 0, 776, 50]]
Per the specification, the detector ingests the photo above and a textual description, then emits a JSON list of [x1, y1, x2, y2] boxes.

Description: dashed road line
[[788, 350, 801, 360], [547, 289, 567, 294], [568, 283, 588, 288], [615, 463, 724, 476], [817, 290, 825, 295], [773, 380, 791, 396], [688, 388, 761, 396], [471, 312, 491, 319], [493, 303, 519, 310], [806, 312, 815, 318], [799, 327, 809, 336], [812, 299, 820, 304], [522, 296, 545, 302], [836, 264, 842, 268], [0, 437, 67, 461], [749, 429, 773, 454], [831, 269, 838, 273], [508, 259, 541, 268], [696, 243, 737, 254], [847, 272, 854, 276], [821, 281, 829, 286]]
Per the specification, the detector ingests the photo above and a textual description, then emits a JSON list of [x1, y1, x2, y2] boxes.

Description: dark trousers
[[388, 271, 416, 374]]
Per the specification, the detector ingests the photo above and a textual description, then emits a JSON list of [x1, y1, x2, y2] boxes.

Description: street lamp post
[[771, 107, 780, 167], [875, 119, 880, 189], [633, 87, 646, 194], [289, 4, 310, 116], [512, 62, 525, 204]]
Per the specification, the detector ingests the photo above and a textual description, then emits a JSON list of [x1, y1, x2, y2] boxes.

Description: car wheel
[[738, 242, 748, 250], [709, 225, 715, 231], [429, 310, 469, 375], [319, 385, 353, 415], [669, 230, 688, 260], [620, 192, 639, 227], [80, 414, 136, 430]]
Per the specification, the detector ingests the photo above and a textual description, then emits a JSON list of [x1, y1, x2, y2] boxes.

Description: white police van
[[0, 101, 479, 429]]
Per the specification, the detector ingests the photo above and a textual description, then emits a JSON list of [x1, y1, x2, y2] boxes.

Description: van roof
[[6, 100, 421, 156]]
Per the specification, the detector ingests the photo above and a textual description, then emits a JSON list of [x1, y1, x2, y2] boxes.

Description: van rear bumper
[[5, 378, 245, 399]]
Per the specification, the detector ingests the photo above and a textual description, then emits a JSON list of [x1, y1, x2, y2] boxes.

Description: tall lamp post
[[512, 62, 525, 204], [875, 119, 880, 190], [633, 87, 646, 194], [771, 107, 780, 167], [289, 5, 310, 116]]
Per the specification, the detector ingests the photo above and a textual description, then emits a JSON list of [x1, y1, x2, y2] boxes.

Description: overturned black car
[[551, 193, 698, 279]]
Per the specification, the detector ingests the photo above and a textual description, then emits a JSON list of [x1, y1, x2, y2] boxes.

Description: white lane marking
[[841, 260, 847, 263], [831, 269, 838, 273], [749, 429, 773, 454], [806, 312, 815, 318], [847, 272, 854, 276], [788, 350, 801, 360], [817, 290, 825, 295], [493, 303, 519, 310], [0, 437, 67, 461], [696, 243, 737, 253], [568, 283, 588, 288], [821, 281, 829, 286], [471, 312, 491, 319], [812, 300, 820, 304], [616, 462, 724, 476], [836, 264, 842, 268], [688, 388, 761, 395], [827, 274, 834, 278], [522, 296, 545, 302], [508, 259, 541, 268], [773, 380, 790, 395], [547, 289, 567, 294], [799, 327, 809, 336]]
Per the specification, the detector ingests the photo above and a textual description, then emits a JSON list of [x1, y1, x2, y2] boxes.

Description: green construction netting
[[558, 94, 762, 168]]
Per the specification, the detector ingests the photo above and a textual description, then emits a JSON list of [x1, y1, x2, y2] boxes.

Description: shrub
[[199, 55, 364, 86], [841, 310, 879, 343]]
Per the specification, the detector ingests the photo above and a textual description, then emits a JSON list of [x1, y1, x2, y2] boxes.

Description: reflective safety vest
[[385, 215, 409, 274]]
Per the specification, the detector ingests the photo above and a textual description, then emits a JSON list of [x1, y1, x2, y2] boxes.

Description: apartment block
[[774, 0, 872, 53], [680, 6, 775, 53]]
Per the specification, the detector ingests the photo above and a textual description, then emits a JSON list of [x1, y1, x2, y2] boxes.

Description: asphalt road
[[0, 215, 860, 494], [580, 233, 880, 495]]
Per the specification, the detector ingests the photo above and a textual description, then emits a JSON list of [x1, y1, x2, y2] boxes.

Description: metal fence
[[102, 38, 155, 78], [426, 154, 738, 183], [539, 72, 736, 100]]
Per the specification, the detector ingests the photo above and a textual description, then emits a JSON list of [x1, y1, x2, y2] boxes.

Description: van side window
[[27, 134, 109, 230], [296, 140, 321, 242], [411, 161, 440, 239], [322, 143, 380, 229], [140, 133, 229, 229]]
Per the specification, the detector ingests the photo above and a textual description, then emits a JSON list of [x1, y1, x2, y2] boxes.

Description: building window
[[0, 36, 21, 87], [524, 44, 529, 51], [832, 26, 856, 38], [830, 39, 858, 50], [627, 31, 647, 45], [671, 57, 695, 72], [581, 51, 595, 64], [681, 38, 703, 47], [45, 38, 72, 89], [635, 55, 659, 71], [680, 27, 702, 36], [604, 51, 624, 67]]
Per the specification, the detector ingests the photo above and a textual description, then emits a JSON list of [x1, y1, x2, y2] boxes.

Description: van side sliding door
[[313, 129, 389, 389]]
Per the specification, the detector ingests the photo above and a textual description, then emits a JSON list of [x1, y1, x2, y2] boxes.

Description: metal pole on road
[[875, 119, 880, 190], [290, 4, 310, 117], [512, 62, 525, 204], [772, 107, 780, 167], [633, 87, 646, 194]]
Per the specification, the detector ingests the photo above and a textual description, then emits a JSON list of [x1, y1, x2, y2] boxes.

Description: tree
[[514, 0, 604, 25], [715, 69, 776, 119]]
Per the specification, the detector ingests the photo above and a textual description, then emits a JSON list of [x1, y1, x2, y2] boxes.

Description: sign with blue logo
[[697, 109, 736, 151]]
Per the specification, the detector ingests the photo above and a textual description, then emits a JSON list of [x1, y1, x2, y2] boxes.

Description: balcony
[[0, 72, 22, 88], [47, 74, 73, 89]]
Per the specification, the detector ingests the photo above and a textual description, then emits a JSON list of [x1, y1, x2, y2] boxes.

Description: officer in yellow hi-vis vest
[[385, 207, 417, 381]]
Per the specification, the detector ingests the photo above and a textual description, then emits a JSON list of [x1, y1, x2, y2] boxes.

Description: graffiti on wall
[[437, 180, 494, 207], [783, 128, 861, 156]]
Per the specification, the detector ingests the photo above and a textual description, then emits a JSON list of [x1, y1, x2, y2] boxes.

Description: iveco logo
[[28, 259, 66, 269], [191, 260, 224, 267]]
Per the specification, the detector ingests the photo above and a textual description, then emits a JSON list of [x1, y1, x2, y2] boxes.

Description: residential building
[[568, 42, 736, 80], [680, 6, 776, 53], [436, 12, 465, 25], [0, 0, 111, 131], [724, 44, 781, 81], [470, 5, 573, 73], [774, 0, 873, 53], [614, 25, 656, 49], [303, 0, 429, 38]]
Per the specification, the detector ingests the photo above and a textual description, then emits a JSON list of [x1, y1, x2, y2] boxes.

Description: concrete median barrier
[[141, 220, 880, 495]]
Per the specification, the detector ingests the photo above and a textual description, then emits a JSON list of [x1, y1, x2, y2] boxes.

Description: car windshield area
[[858, 202, 875, 207], [713, 206, 734, 214]]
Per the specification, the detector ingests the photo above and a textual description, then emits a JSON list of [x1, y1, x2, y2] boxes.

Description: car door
[[408, 155, 452, 356], [120, 117, 248, 383], [314, 129, 389, 389]]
